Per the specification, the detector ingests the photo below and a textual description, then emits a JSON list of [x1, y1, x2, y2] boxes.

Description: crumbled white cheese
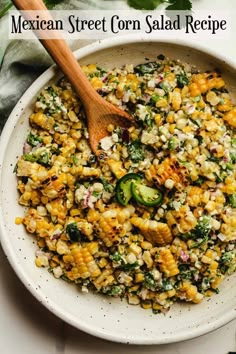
[[53, 266, 63, 279], [100, 136, 114, 151]]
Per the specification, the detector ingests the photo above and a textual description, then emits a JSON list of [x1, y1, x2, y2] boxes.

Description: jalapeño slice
[[116, 173, 142, 206], [131, 182, 163, 207]]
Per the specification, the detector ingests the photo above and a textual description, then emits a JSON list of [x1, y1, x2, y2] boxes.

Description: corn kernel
[[15, 217, 23, 225]]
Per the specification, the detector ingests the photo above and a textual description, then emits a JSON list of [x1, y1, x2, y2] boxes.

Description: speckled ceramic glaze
[[1, 37, 236, 345]]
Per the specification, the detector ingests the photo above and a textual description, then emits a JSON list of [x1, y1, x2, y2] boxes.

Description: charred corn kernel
[[158, 248, 179, 277], [93, 268, 114, 290], [152, 303, 162, 311], [87, 209, 100, 222], [205, 201, 216, 213], [70, 165, 100, 178], [86, 241, 99, 255], [170, 89, 182, 111], [146, 157, 188, 189], [68, 110, 78, 122], [166, 206, 197, 234], [218, 97, 232, 112], [35, 255, 49, 267], [56, 240, 70, 255], [186, 186, 203, 207], [129, 243, 142, 256], [107, 159, 127, 179], [95, 205, 135, 247], [70, 209, 80, 217], [71, 245, 101, 279], [63, 254, 74, 263], [189, 73, 225, 97], [156, 98, 168, 108], [135, 272, 145, 283], [141, 241, 153, 250], [223, 107, 236, 128], [211, 274, 224, 289], [143, 251, 153, 268], [178, 281, 203, 303], [30, 112, 55, 131], [141, 300, 152, 309], [131, 217, 173, 246], [128, 294, 140, 305], [201, 249, 217, 264], [37, 238, 46, 248], [98, 257, 108, 268]]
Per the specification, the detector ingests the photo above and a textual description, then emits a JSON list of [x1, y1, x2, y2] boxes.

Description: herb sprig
[[127, 0, 192, 11], [0, 0, 193, 19], [0, 0, 64, 18]]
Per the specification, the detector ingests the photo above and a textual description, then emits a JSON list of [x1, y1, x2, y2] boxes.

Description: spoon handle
[[12, 0, 98, 106]]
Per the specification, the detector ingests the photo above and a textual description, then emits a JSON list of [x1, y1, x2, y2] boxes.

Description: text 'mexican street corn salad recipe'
[[15, 55, 236, 313]]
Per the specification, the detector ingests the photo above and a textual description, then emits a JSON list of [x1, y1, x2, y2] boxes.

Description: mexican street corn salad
[[15, 55, 236, 313]]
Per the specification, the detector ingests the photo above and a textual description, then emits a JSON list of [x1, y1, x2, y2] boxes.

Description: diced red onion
[[23, 142, 32, 154], [180, 249, 189, 262]]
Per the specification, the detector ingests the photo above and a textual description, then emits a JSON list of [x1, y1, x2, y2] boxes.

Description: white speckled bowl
[[1, 37, 236, 345]]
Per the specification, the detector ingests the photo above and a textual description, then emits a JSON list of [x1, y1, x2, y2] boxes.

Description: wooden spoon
[[12, 0, 134, 155]]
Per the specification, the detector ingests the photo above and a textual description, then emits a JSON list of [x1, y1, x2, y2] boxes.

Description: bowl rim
[[0, 35, 236, 345]]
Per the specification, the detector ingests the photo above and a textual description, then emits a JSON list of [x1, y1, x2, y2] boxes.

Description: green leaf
[[0, 0, 64, 19], [0, 2, 12, 18], [166, 0, 192, 11], [43, 0, 64, 9], [127, 0, 164, 10]]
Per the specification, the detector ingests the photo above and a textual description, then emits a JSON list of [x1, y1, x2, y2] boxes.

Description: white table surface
[[1, 0, 236, 353]]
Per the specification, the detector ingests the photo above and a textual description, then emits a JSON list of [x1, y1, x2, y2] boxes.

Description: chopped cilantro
[[193, 216, 211, 239], [190, 236, 209, 249], [120, 262, 139, 271], [168, 137, 179, 151], [37, 151, 51, 167], [193, 176, 206, 186], [106, 286, 124, 296], [162, 279, 174, 291], [134, 62, 161, 75], [66, 223, 81, 242], [24, 154, 37, 163], [176, 72, 189, 88], [231, 138, 236, 148], [128, 140, 145, 162], [100, 177, 114, 193], [230, 152, 236, 164], [27, 132, 43, 147], [228, 194, 236, 208], [144, 272, 155, 290], [110, 251, 123, 263]]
